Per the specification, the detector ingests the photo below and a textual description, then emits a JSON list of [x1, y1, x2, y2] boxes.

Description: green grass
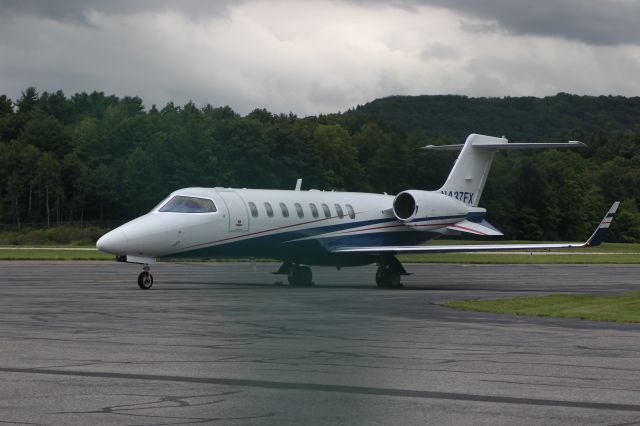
[[580, 242, 640, 253], [1, 241, 639, 263], [399, 252, 640, 264], [443, 294, 640, 323], [0, 248, 113, 260], [398, 242, 640, 264], [0, 226, 109, 246]]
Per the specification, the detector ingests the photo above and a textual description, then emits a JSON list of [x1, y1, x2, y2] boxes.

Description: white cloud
[[0, 0, 639, 116]]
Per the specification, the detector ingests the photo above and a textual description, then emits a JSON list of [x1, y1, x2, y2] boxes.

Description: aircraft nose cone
[[96, 229, 128, 255]]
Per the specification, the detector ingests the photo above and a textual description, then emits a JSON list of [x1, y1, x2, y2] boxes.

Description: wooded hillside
[[1, 88, 639, 242]]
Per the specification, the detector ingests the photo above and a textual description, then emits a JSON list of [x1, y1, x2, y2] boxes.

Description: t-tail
[[425, 134, 585, 207]]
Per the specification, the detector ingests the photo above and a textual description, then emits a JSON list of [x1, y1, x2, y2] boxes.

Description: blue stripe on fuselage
[[163, 215, 443, 263], [167, 228, 440, 266]]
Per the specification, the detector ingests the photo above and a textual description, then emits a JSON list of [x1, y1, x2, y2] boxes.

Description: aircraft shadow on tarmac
[[149, 280, 565, 293]]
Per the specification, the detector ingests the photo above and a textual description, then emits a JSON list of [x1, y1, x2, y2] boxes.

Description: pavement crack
[[4, 366, 640, 413]]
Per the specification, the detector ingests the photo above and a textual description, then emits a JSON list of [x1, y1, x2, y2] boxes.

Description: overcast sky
[[1, 0, 639, 116]]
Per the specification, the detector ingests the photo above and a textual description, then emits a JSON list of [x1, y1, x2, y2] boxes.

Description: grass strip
[[398, 252, 640, 264], [443, 294, 640, 323], [425, 241, 640, 253], [0, 248, 113, 261], [1, 241, 639, 263]]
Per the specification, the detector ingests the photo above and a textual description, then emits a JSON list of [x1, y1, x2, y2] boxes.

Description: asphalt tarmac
[[1, 260, 640, 425]]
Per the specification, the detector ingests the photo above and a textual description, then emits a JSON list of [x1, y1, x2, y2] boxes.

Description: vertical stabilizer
[[436, 134, 505, 207]]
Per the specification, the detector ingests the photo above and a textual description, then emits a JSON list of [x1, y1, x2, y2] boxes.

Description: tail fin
[[585, 201, 620, 247], [424, 134, 585, 207]]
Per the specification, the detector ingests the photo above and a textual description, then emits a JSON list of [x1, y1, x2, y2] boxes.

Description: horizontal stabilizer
[[424, 141, 585, 151], [473, 141, 586, 150], [332, 202, 619, 254], [429, 134, 586, 208], [448, 219, 503, 236]]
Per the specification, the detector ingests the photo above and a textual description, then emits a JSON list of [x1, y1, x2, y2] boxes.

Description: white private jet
[[97, 134, 619, 289]]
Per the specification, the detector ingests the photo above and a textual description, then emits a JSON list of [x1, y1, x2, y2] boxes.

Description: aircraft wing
[[332, 202, 619, 255]]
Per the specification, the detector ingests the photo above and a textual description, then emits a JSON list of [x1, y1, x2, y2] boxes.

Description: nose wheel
[[137, 264, 153, 290]]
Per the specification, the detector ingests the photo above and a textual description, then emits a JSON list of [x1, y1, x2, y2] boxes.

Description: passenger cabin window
[[248, 201, 258, 217], [335, 204, 344, 219], [309, 203, 319, 218], [294, 203, 304, 218], [346, 204, 355, 219], [280, 202, 289, 218], [321, 203, 331, 218], [264, 202, 274, 218], [159, 196, 216, 213]]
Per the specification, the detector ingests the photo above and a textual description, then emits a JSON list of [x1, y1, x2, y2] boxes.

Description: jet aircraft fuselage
[[97, 187, 468, 267], [96, 134, 618, 289]]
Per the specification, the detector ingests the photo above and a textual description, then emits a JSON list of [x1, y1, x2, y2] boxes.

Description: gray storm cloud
[[0, 0, 639, 115], [3, 0, 639, 45], [434, 0, 640, 46], [0, 0, 239, 23], [354, 0, 640, 46]]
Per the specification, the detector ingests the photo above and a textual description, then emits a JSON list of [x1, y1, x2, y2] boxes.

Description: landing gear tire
[[375, 266, 402, 289], [137, 271, 153, 290], [376, 267, 389, 288], [288, 265, 313, 287], [389, 270, 401, 288]]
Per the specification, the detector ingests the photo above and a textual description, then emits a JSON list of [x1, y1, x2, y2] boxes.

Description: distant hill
[[346, 93, 640, 142]]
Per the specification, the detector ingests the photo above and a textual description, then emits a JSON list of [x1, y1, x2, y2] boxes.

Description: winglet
[[585, 201, 620, 247]]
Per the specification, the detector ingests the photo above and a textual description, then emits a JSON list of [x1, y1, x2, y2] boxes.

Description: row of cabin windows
[[247, 201, 355, 220]]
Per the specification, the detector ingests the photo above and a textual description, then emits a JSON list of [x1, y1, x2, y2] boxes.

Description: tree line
[[1, 88, 639, 242]]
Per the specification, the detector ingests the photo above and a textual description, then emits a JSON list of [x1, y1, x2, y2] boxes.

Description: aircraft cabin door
[[216, 190, 249, 232]]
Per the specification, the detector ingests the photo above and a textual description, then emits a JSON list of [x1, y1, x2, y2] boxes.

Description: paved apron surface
[[1, 261, 639, 425]]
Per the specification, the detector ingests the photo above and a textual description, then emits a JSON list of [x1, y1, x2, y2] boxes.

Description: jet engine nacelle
[[393, 190, 468, 223]]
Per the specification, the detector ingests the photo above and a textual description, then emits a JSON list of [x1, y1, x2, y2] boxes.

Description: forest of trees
[[1, 88, 640, 242]]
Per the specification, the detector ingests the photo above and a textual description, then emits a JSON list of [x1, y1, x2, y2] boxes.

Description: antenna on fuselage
[[295, 178, 302, 191]]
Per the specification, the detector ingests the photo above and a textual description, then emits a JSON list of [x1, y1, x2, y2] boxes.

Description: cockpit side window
[[159, 196, 216, 213]]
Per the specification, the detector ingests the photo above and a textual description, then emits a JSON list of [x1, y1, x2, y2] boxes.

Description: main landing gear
[[275, 262, 314, 287], [137, 264, 153, 290], [275, 255, 408, 289], [375, 255, 408, 289]]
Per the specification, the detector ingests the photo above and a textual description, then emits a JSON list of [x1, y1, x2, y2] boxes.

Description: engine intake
[[392, 190, 468, 223], [393, 192, 417, 220]]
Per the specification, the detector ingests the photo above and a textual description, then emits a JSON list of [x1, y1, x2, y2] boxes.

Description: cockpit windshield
[[159, 196, 217, 213]]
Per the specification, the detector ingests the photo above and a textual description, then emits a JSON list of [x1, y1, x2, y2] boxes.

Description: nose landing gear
[[137, 264, 154, 290], [288, 264, 314, 287], [274, 262, 314, 286]]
